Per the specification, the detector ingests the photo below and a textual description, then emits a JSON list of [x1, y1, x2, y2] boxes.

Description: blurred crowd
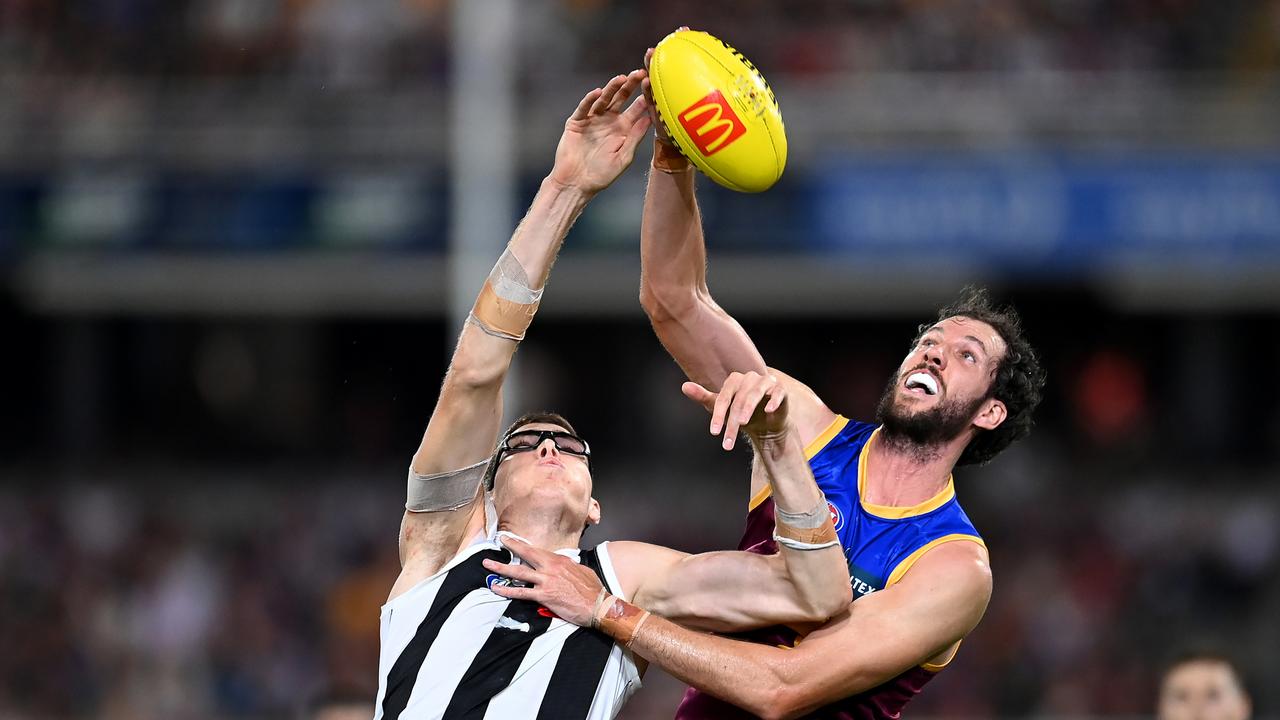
[[0, 480, 401, 719], [3, 310, 1279, 718], [2, 450, 1277, 718], [2, 0, 1279, 89]]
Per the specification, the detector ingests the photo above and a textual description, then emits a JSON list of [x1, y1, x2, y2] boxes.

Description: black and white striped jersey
[[374, 532, 641, 720]]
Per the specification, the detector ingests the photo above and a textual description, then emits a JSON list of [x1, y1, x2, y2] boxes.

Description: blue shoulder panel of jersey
[[805, 417, 984, 598]]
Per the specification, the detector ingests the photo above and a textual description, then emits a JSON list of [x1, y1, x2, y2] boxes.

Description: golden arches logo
[[677, 90, 747, 157]]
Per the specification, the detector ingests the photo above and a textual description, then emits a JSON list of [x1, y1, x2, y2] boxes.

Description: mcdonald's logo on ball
[[649, 29, 788, 192], [678, 90, 748, 157]]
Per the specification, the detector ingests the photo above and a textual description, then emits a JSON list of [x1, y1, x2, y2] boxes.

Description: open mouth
[[904, 371, 940, 396]]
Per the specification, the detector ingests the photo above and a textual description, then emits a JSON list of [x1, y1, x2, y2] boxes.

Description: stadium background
[[2, 0, 1279, 717]]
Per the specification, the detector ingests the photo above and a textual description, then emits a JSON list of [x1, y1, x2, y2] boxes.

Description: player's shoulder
[[767, 368, 839, 444], [594, 540, 686, 603], [899, 538, 992, 602], [765, 367, 880, 454]]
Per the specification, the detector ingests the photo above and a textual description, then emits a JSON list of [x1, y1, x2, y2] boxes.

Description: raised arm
[[392, 71, 652, 593], [484, 372, 852, 632], [636, 49, 835, 444]]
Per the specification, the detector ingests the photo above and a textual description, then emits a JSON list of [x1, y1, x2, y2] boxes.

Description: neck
[[863, 428, 965, 507], [496, 508, 583, 552]]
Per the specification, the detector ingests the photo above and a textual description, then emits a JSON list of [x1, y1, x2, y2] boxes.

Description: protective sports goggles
[[495, 429, 592, 467]]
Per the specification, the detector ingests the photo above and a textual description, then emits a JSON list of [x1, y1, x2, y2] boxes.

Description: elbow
[[753, 681, 811, 720], [639, 271, 716, 327], [731, 652, 811, 720], [824, 583, 856, 617], [639, 281, 697, 326], [445, 356, 505, 392], [794, 582, 853, 624]]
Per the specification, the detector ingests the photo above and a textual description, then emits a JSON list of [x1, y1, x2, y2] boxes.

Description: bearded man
[[497, 64, 1048, 715]]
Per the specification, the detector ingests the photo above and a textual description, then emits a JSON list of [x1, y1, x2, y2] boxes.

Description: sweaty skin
[[629, 43, 1009, 717], [394, 68, 849, 666]]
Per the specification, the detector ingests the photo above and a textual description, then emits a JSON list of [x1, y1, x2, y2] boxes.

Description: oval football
[[650, 30, 787, 193]]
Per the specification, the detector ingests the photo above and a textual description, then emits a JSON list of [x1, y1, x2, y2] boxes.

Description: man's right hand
[[682, 371, 789, 451], [549, 70, 651, 196]]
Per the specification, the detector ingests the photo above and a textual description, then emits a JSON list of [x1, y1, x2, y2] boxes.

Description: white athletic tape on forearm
[[491, 246, 543, 304], [773, 533, 841, 552], [775, 494, 831, 529], [468, 247, 543, 341], [406, 458, 487, 512]]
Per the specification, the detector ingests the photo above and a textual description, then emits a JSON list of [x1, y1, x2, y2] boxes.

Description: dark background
[[3, 0, 1280, 717]]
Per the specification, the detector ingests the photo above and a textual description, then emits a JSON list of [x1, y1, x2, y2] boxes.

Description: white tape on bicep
[[406, 458, 488, 512], [775, 494, 831, 529]]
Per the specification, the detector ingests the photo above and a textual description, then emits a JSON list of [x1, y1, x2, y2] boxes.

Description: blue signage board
[[809, 152, 1280, 271]]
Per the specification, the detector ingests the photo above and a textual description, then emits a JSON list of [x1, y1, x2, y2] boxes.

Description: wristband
[[596, 596, 650, 646], [774, 514, 839, 550], [652, 139, 693, 174], [589, 588, 610, 628]]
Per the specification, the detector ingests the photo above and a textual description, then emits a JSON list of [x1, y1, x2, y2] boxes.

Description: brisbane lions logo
[[828, 501, 844, 532]]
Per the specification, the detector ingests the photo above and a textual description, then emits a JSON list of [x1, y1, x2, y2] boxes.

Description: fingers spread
[[572, 88, 603, 121], [624, 102, 653, 146], [609, 70, 645, 113], [622, 87, 649, 122], [592, 74, 626, 115], [710, 373, 740, 437], [681, 380, 715, 408], [764, 382, 787, 413], [723, 383, 759, 450]]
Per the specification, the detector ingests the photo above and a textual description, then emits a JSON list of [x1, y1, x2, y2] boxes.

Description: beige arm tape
[[774, 497, 839, 550], [468, 247, 543, 341], [592, 595, 651, 648], [406, 458, 487, 512]]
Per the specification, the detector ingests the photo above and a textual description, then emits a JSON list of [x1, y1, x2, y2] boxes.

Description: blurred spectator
[[2, 0, 1278, 83], [1158, 652, 1252, 720]]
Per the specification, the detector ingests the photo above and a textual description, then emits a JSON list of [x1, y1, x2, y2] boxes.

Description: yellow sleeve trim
[[804, 415, 849, 460], [748, 415, 848, 512], [921, 641, 962, 672], [747, 483, 773, 512], [885, 533, 986, 587]]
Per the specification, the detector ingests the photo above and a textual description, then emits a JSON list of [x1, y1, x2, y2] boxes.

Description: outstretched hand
[[483, 536, 604, 628], [549, 70, 652, 196], [682, 371, 789, 451]]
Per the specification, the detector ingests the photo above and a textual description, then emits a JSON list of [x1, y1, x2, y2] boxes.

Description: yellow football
[[649, 29, 787, 193], [650, 29, 788, 192]]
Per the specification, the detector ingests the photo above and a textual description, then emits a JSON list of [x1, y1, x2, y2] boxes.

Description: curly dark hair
[[482, 411, 583, 490], [920, 286, 1046, 466]]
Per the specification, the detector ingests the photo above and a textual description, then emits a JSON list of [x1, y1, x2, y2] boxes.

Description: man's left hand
[[549, 69, 652, 196], [483, 536, 604, 627]]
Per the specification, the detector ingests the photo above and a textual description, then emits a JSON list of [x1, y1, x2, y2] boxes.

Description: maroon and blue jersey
[[675, 417, 985, 720]]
